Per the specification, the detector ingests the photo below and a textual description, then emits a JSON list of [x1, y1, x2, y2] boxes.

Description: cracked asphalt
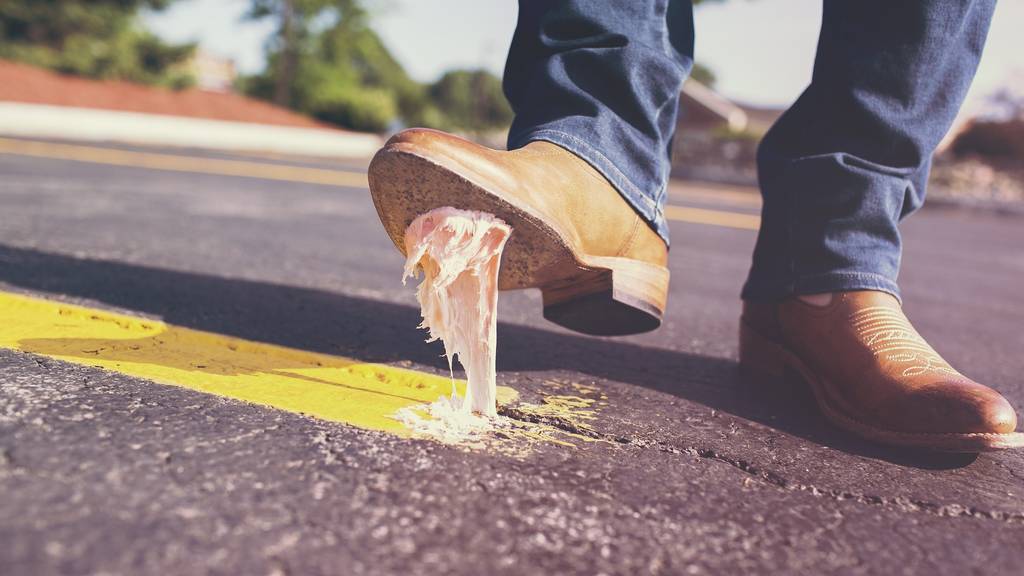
[[1, 139, 1023, 575]]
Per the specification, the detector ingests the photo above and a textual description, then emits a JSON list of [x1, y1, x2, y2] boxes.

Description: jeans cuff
[[507, 128, 671, 246], [793, 271, 902, 303]]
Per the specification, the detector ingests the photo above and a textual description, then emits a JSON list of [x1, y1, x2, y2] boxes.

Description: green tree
[[245, 0, 340, 106], [244, 0, 439, 131], [428, 70, 512, 133], [0, 0, 195, 88]]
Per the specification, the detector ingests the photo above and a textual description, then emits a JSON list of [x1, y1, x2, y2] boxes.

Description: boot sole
[[368, 143, 669, 336], [739, 318, 1024, 452]]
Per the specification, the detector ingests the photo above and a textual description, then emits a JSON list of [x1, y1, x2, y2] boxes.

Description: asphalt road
[[1, 138, 1023, 575]]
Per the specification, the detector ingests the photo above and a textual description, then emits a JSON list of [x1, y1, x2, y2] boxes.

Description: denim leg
[[503, 0, 695, 246], [742, 0, 996, 302]]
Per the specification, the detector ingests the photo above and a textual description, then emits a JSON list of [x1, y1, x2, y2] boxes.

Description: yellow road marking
[[0, 137, 368, 188], [664, 205, 761, 230], [0, 137, 759, 230], [668, 183, 763, 208], [0, 291, 515, 436]]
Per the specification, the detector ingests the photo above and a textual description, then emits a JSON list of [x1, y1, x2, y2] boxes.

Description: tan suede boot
[[368, 128, 669, 336]]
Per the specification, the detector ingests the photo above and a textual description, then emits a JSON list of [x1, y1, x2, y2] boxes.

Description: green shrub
[[311, 85, 397, 132], [0, 0, 195, 88]]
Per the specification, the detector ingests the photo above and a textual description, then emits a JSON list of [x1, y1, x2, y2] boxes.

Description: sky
[[145, 0, 1024, 112]]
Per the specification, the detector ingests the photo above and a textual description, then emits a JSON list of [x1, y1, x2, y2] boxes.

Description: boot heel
[[739, 320, 788, 379], [541, 257, 669, 336]]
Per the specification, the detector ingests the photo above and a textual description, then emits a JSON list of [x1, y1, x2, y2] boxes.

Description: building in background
[[187, 50, 238, 93], [672, 79, 782, 185]]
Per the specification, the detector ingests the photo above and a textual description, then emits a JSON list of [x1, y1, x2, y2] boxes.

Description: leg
[[742, 0, 996, 301], [503, 0, 695, 246], [739, 1, 1022, 452]]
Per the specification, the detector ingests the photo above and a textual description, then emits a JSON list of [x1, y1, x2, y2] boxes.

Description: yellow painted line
[[0, 137, 368, 188], [668, 184, 763, 208], [664, 204, 761, 230], [0, 291, 515, 436], [0, 137, 760, 231]]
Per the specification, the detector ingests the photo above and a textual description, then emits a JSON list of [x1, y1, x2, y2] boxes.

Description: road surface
[[1, 137, 1023, 575]]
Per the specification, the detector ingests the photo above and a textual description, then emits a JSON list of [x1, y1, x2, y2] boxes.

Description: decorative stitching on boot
[[850, 307, 959, 377]]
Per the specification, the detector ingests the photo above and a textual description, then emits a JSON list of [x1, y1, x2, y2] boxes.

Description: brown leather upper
[[743, 291, 1018, 435], [385, 129, 667, 268]]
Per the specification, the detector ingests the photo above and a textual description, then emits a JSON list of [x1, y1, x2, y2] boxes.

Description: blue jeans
[[503, 0, 995, 302]]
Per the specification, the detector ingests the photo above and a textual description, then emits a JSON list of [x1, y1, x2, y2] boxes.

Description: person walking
[[368, 0, 1021, 452]]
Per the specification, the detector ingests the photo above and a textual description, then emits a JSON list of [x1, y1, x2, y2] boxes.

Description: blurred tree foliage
[[429, 70, 513, 132], [689, 63, 716, 89], [0, 0, 196, 88], [242, 0, 510, 133], [1, 0, 720, 133]]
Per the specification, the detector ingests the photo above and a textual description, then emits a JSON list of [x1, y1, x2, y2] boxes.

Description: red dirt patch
[[0, 59, 337, 130]]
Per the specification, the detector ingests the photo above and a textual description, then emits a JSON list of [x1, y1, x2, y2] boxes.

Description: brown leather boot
[[740, 291, 1023, 452], [368, 128, 669, 336]]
